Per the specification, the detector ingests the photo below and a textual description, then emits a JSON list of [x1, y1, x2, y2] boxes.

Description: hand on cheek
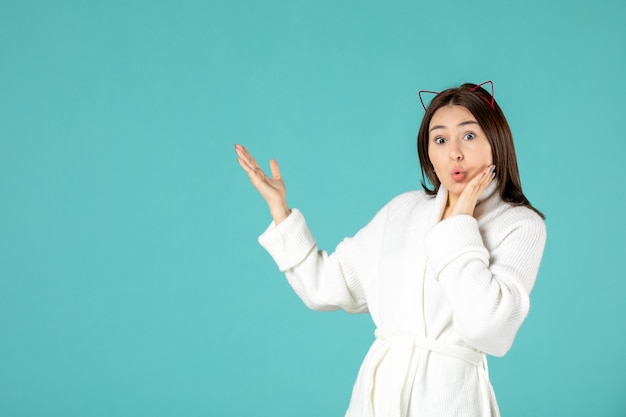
[[449, 165, 495, 217]]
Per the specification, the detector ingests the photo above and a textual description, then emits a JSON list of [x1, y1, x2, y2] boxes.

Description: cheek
[[480, 143, 493, 164], [427, 147, 441, 167]]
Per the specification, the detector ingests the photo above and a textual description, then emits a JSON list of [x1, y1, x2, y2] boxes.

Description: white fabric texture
[[258, 183, 546, 417]]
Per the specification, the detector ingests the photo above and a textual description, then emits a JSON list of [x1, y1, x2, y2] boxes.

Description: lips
[[450, 167, 466, 181]]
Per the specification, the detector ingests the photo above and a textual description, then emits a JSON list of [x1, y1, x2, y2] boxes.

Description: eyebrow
[[429, 120, 479, 133]]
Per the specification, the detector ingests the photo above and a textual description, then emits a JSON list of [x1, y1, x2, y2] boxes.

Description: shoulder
[[502, 204, 545, 232], [483, 202, 547, 246]]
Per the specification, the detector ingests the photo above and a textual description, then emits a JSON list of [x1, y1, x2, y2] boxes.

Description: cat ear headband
[[418, 80, 495, 111]]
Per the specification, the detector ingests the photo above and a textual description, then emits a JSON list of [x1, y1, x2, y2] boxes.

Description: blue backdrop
[[1, 1, 625, 416]]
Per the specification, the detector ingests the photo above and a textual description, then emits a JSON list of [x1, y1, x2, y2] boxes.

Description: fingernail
[[489, 165, 495, 173]]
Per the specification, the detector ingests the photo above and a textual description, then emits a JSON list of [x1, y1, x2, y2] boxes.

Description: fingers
[[235, 144, 281, 172], [269, 159, 281, 180], [485, 164, 496, 185], [478, 164, 496, 186], [236, 156, 257, 177], [235, 144, 265, 179], [470, 164, 495, 189], [462, 164, 495, 197], [235, 144, 259, 170], [472, 165, 494, 195], [235, 144, 289, 218], [235, 144, 284, 188]]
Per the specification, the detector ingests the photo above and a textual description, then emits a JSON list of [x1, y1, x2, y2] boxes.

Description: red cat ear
[[470, 80, 495, 109], [418, 90, 440, 111]]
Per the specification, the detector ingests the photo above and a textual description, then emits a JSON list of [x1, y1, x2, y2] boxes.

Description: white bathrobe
[[258, 182, 546, 417]]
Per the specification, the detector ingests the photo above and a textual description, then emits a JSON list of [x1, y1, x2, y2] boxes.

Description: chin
[[441, 182, 466, 194], [442, 182, 465, 195]]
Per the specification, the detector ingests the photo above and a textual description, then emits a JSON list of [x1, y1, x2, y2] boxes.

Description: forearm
[[258, 209, 369, 313], [426, 212, 546, 356], [436, 254, 531, 356]]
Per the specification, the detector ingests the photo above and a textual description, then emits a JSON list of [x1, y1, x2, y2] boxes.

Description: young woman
[[235, 82, 546, 417]]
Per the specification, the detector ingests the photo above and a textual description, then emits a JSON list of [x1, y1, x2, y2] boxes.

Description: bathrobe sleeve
[[424, 208, 546, 356], [258, 206, 389, 313]]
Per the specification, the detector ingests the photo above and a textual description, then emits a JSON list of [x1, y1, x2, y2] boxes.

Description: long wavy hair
[[417, 83, 544, 218]]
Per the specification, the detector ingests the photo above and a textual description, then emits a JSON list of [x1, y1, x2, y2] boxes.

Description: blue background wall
[[1, 0, 625, 416]]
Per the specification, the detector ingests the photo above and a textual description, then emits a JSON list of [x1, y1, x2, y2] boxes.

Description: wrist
[[269, 202, 291, 225]]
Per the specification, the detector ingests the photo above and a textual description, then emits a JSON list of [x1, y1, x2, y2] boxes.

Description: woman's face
[[428, 105, 493, 200]]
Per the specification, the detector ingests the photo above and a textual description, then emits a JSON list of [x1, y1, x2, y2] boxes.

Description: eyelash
[[433, 133, 476, 144]]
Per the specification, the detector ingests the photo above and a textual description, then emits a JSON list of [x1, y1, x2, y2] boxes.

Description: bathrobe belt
[[373, 329, 489, 417]]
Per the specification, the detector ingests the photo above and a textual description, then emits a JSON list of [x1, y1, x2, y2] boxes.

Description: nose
[[449, 141, 463, 161]]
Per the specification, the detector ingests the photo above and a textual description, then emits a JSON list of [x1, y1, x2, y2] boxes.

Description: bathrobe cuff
[[258, 209, 316, 271]]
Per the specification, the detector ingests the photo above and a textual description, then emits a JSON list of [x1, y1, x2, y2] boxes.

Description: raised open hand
[[235, 144, 291, 224]]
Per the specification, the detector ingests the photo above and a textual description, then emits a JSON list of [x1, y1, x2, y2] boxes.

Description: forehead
[[429, 105, 477, 128]]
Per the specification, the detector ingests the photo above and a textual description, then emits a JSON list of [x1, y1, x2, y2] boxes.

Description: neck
[[441, 193, 459, 220], [446, 192, 459, 209], [447, 193, 459, 207]]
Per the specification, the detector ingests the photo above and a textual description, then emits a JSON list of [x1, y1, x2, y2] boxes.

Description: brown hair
[[417, 82, 544, 218]]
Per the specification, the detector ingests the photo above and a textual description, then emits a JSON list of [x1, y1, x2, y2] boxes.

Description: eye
[[463, 133, 476, 141], [434, 137, 445, 144]]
